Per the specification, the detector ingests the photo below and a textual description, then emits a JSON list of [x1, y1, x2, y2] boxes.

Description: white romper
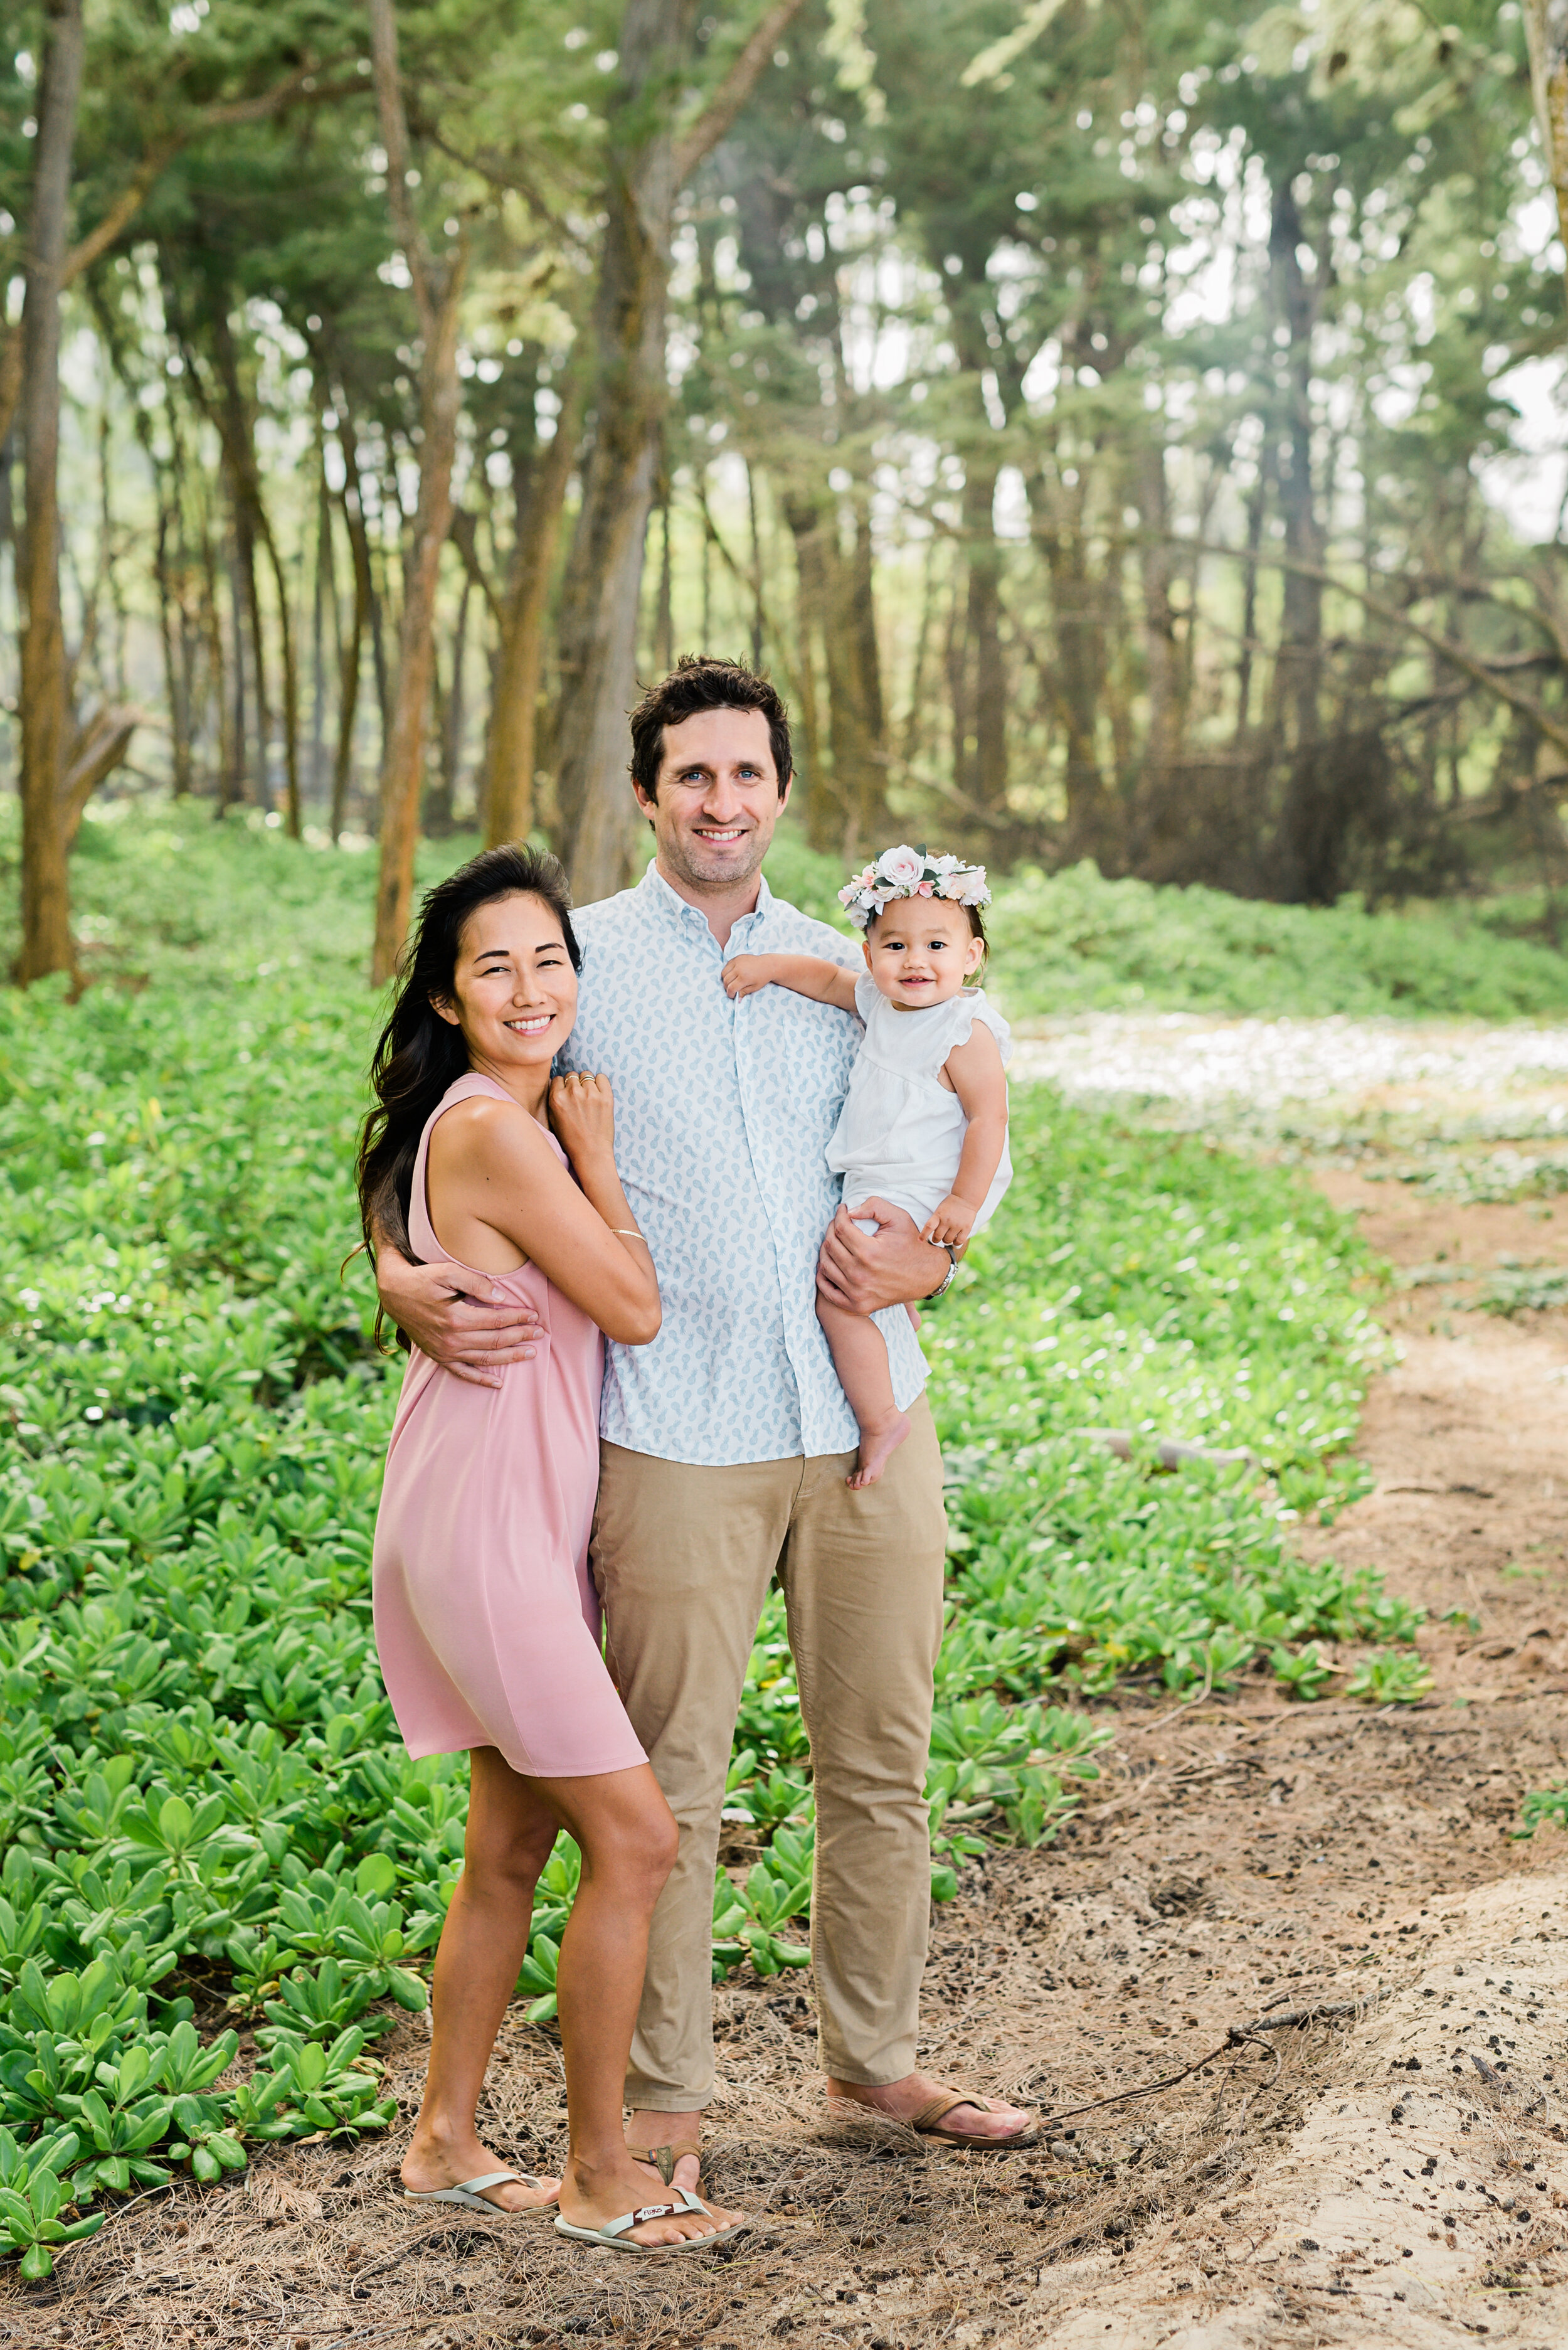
[[826, 975, 1013, 1235]]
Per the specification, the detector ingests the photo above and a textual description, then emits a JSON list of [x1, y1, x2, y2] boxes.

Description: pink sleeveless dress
[[371, 1071, 647, 1779]]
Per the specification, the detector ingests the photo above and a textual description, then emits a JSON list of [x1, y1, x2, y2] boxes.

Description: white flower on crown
[[876, 844, 926, 889], [837, 844, 992, 929]]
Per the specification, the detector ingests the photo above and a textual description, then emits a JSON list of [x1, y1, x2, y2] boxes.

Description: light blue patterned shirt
[[556, 861, 928, 1466]]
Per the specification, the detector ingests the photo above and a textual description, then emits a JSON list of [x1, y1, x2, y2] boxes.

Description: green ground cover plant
[[760, 836, 1568, 1023], [0, 805, 1415, 2271]]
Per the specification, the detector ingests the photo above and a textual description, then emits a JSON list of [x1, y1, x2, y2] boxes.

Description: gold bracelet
[[612, 1230, 647, 1240]]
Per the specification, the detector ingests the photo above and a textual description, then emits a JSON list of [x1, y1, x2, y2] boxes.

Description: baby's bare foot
[[846, 1409, 911, 1490]]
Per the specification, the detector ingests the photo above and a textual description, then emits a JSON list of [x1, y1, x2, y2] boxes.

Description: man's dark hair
[[628, 655, 792, 802]]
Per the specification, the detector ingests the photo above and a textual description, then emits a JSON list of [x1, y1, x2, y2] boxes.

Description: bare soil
[[8, 1179, 1568, 2350]]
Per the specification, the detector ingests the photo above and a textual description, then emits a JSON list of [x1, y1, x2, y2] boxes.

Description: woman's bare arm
[[428, 1080, 660, 1346], [721, 952, 861, 1010]]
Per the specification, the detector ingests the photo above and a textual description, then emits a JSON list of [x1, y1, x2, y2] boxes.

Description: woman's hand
[[921, 1194, 977, 1247], [548, 1071, 617, 1168]]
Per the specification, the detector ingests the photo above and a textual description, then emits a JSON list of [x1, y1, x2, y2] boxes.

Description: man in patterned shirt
[[376, 657, 1033, 2183]]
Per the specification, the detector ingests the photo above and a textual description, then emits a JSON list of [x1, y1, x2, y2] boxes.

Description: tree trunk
[[554, 0, 797, 900], [15, 0, 84, 986], [552, 1, 693, 902], [426, 570, 470, 833], [310, 401, 334, 805], [368, 0, 469, 985], [1525, 0, 1568, 310], [954, 457, 1007, 811], [1032, 466, 1118, 866], [484, 366, 580, 848], [331, 518, 366, 845], [821, 489, 887, 860], [261, 522, 302, 836], [1265, 174, 1323, 755], [1137, 444, 1182, 784], [783, 494, 835, 851]]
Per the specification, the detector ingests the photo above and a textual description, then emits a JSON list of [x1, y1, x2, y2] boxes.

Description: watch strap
[[927, 1240, 958, 1299]]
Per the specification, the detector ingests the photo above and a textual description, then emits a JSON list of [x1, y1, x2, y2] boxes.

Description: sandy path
[[10, 1067, 1568, 2348]]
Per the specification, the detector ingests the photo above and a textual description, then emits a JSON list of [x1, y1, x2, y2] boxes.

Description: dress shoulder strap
[[406, 1071, 519, 1262]]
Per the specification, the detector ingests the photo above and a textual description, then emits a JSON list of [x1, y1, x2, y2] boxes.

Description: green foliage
[[988, 865, 1568, 1023], [0, 813, 1416, 2263], [756, 837, 1568, 1023], [1345, 1649, 1434, 1705], [1517, 1784, 1568, 1839], [0, 2127, 104, 2280], [1478, 1262, 1568, 1316]]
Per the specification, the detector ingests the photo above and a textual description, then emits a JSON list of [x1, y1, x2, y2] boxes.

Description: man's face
[[635, 706, 791, 894]]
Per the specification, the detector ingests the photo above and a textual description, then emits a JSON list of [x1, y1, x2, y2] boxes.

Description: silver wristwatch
[[926, 1240, 960, 1299]]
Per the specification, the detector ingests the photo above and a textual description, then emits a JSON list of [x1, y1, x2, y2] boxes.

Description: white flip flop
[[554, 2186, 748, 2256], [403, 2167, 556, 2214]]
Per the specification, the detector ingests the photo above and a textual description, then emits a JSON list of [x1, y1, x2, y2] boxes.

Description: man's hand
[[817, 1198, 955, 1316], [375, 1245, 541, 1389]]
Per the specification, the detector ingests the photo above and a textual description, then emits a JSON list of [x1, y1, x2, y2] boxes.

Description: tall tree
[[553, 0, 805, 901], [368, 0, 469, 986], [15, 0, 85, 986]]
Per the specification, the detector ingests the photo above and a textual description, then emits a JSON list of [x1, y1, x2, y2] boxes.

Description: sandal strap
[[603, 2189, 705, 2239], [909, 2092, 1008, 2132], [455, 2169, 527, 2194], [628, 2144, 701, 2186]]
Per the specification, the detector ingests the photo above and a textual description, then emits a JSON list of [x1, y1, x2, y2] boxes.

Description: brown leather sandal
[[909, 2091, 1037, 2150], [628, 2142, 703, 2190]]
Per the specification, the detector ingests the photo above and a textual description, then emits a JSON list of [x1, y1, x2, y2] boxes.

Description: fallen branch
[[1082, 1426, 1255, 1471]]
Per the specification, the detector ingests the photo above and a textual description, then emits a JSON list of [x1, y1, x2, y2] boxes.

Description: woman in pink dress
[[358, 846, 744, 2257]]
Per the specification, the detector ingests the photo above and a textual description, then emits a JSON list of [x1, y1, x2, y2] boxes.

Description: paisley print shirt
[[557, 861, 928, 1465]]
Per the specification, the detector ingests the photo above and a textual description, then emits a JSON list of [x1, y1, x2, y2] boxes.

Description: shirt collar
[[637, 858, 775, 939]]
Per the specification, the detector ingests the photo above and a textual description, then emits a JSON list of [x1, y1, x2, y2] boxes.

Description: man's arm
[[815, 1199, 956, 1315], [374, 1236, 541, 1389], [722, 952, 861, 1010]]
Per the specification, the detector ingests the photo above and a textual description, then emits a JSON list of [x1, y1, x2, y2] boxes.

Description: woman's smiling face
[[433, 891, 578, 1083]]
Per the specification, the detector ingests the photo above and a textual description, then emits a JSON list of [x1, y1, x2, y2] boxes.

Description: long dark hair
[[356, 845, 581, 1265]]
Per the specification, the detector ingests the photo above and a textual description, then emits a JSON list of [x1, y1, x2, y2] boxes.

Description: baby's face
[[862, 898, 985, 1010]]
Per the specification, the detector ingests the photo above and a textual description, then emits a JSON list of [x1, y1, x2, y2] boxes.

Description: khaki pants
[[591, 1396, 947, 2110]]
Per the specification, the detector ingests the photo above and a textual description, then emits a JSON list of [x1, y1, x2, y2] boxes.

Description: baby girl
[[723, 845, 1010, 1487]]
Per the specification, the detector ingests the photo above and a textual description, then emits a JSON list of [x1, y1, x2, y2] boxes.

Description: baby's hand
[[922, 1195, 977, 1247], [722, 954, 775, 999]]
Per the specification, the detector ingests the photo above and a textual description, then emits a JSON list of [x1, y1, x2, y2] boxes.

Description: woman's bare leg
[[542, 1765, 747, 2249], [818, 1297, 911, 1489], [401, 1747, 561, 2210]]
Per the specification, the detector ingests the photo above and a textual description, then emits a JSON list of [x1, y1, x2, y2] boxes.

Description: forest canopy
[[4, 0, 1568, 982]]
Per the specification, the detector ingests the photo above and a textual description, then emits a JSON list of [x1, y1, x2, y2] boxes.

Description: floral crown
[[837, 844, 991, 931]]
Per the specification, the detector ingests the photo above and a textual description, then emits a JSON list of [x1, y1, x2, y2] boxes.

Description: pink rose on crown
[[876, 844, 926, 890]]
